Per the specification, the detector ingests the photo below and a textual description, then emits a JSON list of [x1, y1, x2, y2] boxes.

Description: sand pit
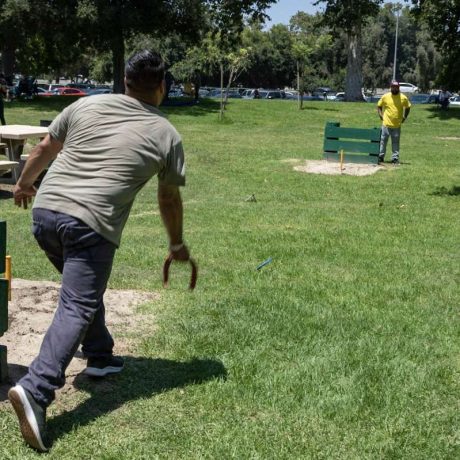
[[0, 279, 158, 405], [294, 160, 385, 176]]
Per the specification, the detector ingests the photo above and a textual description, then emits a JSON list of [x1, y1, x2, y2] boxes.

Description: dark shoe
[[83, 356, 124, 377], [378, 156, 385, 164], [391, 158, 400, 166], [8, 385, 49, 452]]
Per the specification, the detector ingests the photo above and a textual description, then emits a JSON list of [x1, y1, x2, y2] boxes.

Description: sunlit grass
[[1, 97, 459, 458]]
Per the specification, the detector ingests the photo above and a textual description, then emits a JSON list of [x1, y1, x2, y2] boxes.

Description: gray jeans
[[19, 208, 117, 407], [379, 126, 401, 161]]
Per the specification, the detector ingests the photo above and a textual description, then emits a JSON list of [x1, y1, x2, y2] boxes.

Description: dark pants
[[19, 208, 117, 407]]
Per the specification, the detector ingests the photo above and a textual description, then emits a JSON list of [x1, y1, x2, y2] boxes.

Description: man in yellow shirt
[[377, 81, 411, 165]]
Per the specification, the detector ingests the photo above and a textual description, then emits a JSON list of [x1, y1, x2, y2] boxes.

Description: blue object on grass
[[256, 257, 273, 271]]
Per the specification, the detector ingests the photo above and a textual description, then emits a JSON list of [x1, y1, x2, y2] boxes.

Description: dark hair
[[125, 50, 165, 92]]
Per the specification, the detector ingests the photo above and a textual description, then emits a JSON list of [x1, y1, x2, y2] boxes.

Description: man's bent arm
[[403, 107, 411, 121], [13, 134, 63, 209], [158, 182, 189, 260], [377, 107, 384, 120]]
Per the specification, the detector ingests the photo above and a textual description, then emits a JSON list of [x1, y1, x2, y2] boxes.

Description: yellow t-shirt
[[377, 92, 411, 128]]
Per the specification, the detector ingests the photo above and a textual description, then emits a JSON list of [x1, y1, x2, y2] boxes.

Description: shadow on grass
[[0, 188, 13, 200], [427, 106, 460, 120], [7, 97, 80, 114], [48, 356, 227, 443], [430, 185, 460, 196]]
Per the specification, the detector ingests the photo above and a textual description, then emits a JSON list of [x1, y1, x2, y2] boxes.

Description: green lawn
[[1, 97, 459, 459]]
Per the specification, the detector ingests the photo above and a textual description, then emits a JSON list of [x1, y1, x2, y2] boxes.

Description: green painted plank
[[324, 139, 380, 154], [0, 279, 7, 335], [0, 221, 5, 273], [0, 345, 7, 382], [323, 152, 379, 164], [325, 126, 381, 142]]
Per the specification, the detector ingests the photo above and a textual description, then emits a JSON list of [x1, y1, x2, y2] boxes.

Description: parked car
[[168, 88, 184, 98], [52, 87, 87, 96], [257, 90, 283, 99], [283, 91, 299, 99], [398, 82, 419, 93], [86, 88, 112, 96], [449, 96, 460, 106], [36, 87, 55, 97], [241, 88, 257, 98], [198, 88, 211, 97], [67, 83, 96, 93], [43, 84, 66, 92], [329, 91, 344, 101], [208, 89, 242, 98]]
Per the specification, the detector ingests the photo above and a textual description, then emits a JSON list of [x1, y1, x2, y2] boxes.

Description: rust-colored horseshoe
[[163, 254, 198, 290]]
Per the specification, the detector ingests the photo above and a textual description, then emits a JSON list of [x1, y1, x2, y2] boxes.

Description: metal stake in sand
[[340, 149, 344, 173], [5, 256, 11, 301]]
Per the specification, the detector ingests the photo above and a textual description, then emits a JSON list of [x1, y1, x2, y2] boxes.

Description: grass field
[[1, 97, 459, 459]]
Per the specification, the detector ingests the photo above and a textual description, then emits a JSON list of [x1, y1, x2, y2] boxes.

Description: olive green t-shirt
[[33, 94, 185, 247]]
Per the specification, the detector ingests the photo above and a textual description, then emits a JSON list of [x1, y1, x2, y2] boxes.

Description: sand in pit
[[0, 279, 158, 404], [294, 160, 385, 176]]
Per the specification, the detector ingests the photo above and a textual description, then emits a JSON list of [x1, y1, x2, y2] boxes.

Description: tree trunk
[[110, 0, 125, 94], [297, 61, 301, 110], [1, 42, 16, 80], [345, 30, 365, 102], [219, 63, 224, 120], [111, 31, 125, 94], [223, 68, 235, 109]]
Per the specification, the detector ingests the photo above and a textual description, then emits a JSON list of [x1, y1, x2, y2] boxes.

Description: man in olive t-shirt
[[9, 50, 192, 452]]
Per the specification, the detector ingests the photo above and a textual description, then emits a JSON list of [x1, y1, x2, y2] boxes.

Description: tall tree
[[289, 12, 332, 109], [76, 0, 207, 93], [411, 0, 460, 89], [0, 0, 87, 81], [315, 0, 383, 101], [76, 0, 275, 93]]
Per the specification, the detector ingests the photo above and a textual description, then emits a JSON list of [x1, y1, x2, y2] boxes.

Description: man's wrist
[[169, 242, 184, 252]]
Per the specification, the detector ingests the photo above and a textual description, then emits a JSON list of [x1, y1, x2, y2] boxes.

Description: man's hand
[[12, 134, 62, 208], [170, 243, 190, 261], [13, 183, 37, 209]]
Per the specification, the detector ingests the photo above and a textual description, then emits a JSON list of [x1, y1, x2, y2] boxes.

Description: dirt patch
[[294, 160, 385, 176], [436, 137, 460, 141], [0, 279, 158, 404]]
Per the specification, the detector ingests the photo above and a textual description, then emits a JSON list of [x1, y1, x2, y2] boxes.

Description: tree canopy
[[0, 0, 457, 93]]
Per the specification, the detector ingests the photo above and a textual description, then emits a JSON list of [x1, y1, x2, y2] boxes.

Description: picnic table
[[0, 124, 49, 184]]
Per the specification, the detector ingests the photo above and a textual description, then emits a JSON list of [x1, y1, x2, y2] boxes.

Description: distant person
[[0, 73, 7, 124], [438, 88, 452, 110], [8, 50, 192, 452], [377, 80, 411, 165], [253, 89, 260, 99]]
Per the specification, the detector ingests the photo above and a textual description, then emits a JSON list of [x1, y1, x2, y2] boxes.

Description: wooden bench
[[0, 160, 19, 178], [0, 221, 9, 382], [323, 121, 381, 164]]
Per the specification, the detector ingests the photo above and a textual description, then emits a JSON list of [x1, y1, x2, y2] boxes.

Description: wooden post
[[340, 149, 344, 172], [0, 279, 8, 382]]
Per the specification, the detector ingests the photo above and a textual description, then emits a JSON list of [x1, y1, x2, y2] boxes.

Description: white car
[[398, 82, 419, 93], [449, 96, 460, 106]]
